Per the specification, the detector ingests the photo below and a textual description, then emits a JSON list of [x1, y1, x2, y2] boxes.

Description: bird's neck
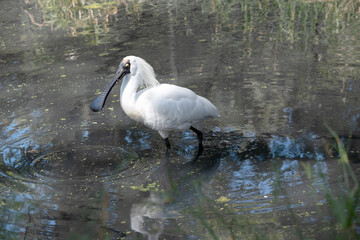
[[120, 75, 141, 119]]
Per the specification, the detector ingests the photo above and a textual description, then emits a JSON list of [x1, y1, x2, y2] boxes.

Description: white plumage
[[90, 56, 219, 150]]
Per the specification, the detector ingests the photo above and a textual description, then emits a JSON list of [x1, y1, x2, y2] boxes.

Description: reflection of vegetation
[[275, 0, 360, 41], [201, 0, 360, 42], [26, 0, 360, 45], [25, 0, 125, 44]]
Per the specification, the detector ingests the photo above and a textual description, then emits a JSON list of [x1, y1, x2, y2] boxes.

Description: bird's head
[[90, 56, 159, 112]]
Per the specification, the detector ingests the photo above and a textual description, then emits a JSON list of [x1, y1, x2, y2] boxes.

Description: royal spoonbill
[[90, 56, 219, 150]]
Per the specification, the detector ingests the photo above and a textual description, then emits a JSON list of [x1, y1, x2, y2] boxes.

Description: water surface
[[1, 0, 360, 239]]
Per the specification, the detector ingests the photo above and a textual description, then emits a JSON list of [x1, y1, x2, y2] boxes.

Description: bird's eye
[[123, 62, 131, 73]]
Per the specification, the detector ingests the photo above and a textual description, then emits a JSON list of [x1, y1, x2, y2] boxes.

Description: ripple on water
[[31, 145, 137, 182], [0, 145, 141, 238]]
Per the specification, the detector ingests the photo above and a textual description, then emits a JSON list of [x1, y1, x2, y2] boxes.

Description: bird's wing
[[135, 84, 218, 131]]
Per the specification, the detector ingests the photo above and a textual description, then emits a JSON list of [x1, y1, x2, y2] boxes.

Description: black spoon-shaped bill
[[90, 68, 124, 112]]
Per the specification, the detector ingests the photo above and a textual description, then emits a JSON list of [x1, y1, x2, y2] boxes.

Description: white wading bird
[[90, 56, 219, 151]]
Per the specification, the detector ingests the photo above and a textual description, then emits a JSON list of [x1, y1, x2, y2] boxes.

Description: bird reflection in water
[[129, 149, 220, 239]]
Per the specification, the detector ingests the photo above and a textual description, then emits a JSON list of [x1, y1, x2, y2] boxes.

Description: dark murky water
[[1, 0, 360, 239]]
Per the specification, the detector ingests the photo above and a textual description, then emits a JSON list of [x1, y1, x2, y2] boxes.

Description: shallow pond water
[[1, 0, 360, 239]]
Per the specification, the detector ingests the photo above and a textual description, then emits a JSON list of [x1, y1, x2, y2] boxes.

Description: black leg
[[164, 138, 171, 149], [165, 147, 170, 158], [190, 126, 203, 144], [190, 126, 204, 157]]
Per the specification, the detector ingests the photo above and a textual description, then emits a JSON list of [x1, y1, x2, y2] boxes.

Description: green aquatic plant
[[183, 126, 360, 239], [325, 127, 360, 239], [303, 126, 360, 239]]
